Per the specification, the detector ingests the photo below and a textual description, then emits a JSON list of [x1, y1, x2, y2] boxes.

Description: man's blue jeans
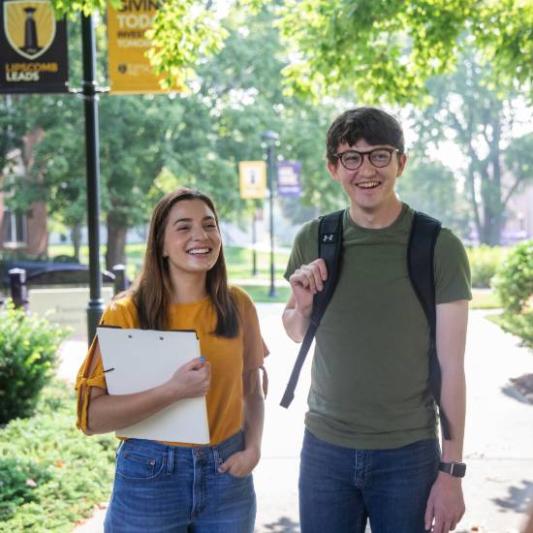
[[104, 431, 256, 533], [299, 429, 439, 533]]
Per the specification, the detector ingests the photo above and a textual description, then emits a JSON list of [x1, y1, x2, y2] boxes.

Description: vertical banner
[[239, 161, 267, 199], [277, 160, 302, 197], [0, 0, 68, 93], [108, 0, 173, 94]]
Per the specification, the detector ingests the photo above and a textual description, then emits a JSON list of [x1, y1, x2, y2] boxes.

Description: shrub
[[0, 458, 52, 522], [493, 240, 533, 348], [0, 381, 115, 532], [467, 245, 509, 288], [0, 302, 68, 425]]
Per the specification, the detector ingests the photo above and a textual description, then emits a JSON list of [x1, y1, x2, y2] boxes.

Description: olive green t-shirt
[[284, 204, 471, 449]]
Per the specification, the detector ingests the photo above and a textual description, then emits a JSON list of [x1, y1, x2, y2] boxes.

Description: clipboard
[[97, 327, 210, 444]]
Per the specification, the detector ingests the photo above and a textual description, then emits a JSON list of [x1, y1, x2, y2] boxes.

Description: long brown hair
[[131, 188, 239, 337]]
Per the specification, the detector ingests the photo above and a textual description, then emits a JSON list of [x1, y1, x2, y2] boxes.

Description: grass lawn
[[44, 244, 502, 308], [470, 288, 501, 310]]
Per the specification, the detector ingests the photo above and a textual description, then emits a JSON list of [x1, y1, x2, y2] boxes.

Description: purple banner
[[277, 160, 301, 197]]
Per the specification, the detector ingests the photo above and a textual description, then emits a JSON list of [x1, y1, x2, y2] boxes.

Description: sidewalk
[[62, 307, 533, 533]]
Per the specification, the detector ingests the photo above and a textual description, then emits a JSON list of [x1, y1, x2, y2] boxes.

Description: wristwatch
[[439, 461, 466, 478]]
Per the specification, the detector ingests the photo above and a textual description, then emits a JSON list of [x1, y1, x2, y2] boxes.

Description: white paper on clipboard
[[97, 327, 210, 444]]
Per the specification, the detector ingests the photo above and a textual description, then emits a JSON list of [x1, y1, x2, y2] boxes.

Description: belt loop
[[166, 446, 174, 474]]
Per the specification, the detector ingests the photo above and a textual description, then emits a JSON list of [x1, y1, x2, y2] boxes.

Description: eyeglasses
[[334, 148, 400, 171]]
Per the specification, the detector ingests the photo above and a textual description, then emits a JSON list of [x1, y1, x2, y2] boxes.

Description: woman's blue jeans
[[299, 429, 440, 533], [104, 431, 256, 533]]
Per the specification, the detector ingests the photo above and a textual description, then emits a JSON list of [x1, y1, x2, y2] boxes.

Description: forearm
[[439, 368, 466, 461], [282, 306, 310, 343], [243, 391, 264, 454], [86, 383, 176, 434], [436, 300, 468, 461]]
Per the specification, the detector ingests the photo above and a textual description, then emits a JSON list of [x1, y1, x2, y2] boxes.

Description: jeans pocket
[[116, 445, 165, 481]]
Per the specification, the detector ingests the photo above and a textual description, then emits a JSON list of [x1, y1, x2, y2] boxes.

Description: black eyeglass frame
[[334, 147, 401, 171]]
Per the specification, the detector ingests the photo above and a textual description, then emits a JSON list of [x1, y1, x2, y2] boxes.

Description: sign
[[0, 0, 68, 93], [277, 160, 301, 197], [239, 161, 266, 199], [107, 0, 180, 94]]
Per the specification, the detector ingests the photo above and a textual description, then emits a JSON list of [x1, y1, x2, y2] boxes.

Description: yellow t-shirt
[[76, 286, 268, 445]]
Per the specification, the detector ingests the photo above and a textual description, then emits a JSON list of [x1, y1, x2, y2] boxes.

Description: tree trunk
[[105, 213, 128, 271], [479, 103, 504, 246]]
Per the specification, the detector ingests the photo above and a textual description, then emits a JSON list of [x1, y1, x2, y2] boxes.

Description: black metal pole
[[262, 131, 278, 298], [81, 13, 104, 344]]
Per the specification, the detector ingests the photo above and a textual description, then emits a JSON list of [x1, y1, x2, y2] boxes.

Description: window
[[2, 209, 27, 248]]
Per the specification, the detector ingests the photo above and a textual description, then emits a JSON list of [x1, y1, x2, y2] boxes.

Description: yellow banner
[[107, 0, 175, 94], [239, 161, 267, 199]]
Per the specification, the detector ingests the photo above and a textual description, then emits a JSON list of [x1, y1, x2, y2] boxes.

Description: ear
[[326, 160, 340, 182], [396, 153, 408, 177]]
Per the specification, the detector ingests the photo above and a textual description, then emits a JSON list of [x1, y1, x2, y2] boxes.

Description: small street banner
[[108, 0, 177, 94], [277, 160, 302, 197], [0, 0, 68, 93], [239, 161, 267, 199]]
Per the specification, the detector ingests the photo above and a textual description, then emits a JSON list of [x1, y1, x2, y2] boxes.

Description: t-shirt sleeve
[[232, 287, 269, 396], [75, 297, 138, 432], [284, 220, 319, 281], [434, 228, 472, 304], [239, 290, 269, 371]]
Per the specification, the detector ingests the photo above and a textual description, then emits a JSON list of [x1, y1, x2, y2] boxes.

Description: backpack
[[280, 209, 452, 440]]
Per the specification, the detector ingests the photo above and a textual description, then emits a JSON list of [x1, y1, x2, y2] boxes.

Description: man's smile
[[355, 180, 381, 189]]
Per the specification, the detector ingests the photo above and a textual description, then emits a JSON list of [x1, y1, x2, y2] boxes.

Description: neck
[[349, 198, 403, 229], [169, 271, 208, 304]]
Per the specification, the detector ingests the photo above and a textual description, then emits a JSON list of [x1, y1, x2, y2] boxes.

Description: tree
[[188, 5, 345, 215], [276, 0, 532, 103], [99, 94, 169, 268], [410, 54, 533, 244], [397, 159, 468, 236]]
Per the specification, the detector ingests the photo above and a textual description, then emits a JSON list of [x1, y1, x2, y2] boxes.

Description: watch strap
[[439, 461, 466, 478]]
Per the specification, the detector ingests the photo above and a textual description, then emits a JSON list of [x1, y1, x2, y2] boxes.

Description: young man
[[283, 107, 470, 533]]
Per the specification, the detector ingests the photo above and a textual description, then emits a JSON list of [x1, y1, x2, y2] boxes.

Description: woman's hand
[[165, 357, 211, 401], [217, 446, 261, 478]]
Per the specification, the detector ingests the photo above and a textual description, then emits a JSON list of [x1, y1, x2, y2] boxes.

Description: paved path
[[62, 308, 533, 533]]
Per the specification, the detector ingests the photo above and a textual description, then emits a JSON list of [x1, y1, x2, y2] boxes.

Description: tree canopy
[[278, 0, 533, 103], [48, 0, 533, 103]]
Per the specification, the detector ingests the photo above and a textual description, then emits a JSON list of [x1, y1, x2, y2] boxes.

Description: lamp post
[[81, 13, 104, 343], [262, 131, 278, 298]]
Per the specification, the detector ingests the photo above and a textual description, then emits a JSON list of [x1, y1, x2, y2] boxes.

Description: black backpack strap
[[280, 210, 344, 408], [407, 211, 451, 440]]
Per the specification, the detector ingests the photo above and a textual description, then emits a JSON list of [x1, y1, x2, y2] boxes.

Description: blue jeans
[[299, 429, 439, 533], [104, 431, 256, 533]]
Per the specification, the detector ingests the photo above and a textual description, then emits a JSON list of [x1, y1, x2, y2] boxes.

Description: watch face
[[452, 463, 466, 477]]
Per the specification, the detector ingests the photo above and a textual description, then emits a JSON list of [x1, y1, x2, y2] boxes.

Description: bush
[[493, 240, 533, 348], [0, 302, 68, 425], [467, 245, 509, 288], [0, 381, 115, 532], [0, 458, 52, 522]]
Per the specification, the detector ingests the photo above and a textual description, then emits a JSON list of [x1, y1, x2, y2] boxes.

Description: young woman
[[76, 188, 268, 533]]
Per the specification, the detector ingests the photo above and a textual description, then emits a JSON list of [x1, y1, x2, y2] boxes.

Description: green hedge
[[466, 245, 509, 288], [493, 240, 533, 348], [0, 381, 115, 532], [0, 303, 68, 425]]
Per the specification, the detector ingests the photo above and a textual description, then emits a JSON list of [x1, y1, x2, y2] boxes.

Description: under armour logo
[[322, 233, 335, 243]]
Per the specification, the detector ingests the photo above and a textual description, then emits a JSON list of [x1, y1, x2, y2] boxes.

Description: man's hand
[[424, 473, 465, 532], [217, 446, 260, 478], [288, 258, 328, 317]]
